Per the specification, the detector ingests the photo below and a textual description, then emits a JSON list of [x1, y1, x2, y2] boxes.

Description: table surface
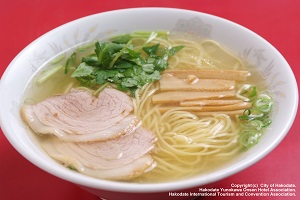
[[1, 0, 299, 199]]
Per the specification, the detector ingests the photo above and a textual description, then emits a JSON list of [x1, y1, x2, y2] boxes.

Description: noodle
[[133, 82, 241, 183], [131, 34, 245, 183]]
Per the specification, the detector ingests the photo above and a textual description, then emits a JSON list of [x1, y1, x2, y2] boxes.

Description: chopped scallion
[[36, 64, 63, 84]]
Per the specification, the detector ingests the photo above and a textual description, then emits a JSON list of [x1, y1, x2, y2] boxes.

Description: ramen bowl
[[0, 8, 298, 200]]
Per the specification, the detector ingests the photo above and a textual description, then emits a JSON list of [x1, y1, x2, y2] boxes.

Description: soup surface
[[21, 31, 273, 183]]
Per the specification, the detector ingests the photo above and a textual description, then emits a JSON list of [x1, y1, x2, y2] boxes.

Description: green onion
[[130, 31, 169, 39], [254, 94, 273, 113], [50, 53, 65, 64], [36, 64, 63, 84], [238, 91, 274, 148], [249, 120, 264, 131], [76, 41, 96, 52], [236, 84, 257, 101], [65, 52, 77, 74], [239, 109, 264, 120], [144, 32, 158, 45], [240, 131, 261, 148]]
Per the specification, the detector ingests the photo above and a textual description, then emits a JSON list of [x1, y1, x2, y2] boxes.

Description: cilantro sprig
[[68, 31, 184, 96]]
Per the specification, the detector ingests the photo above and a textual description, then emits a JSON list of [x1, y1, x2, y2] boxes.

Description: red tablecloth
[[1, 0, 299, 199]]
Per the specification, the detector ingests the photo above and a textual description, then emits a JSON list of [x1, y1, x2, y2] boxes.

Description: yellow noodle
[[133, 82, 241, 183], [130, 35, 249, 183]]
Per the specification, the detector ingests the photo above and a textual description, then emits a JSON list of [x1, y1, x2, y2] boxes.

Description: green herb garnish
[[67, 31, 183, 96], [238, 93, 274, 148]]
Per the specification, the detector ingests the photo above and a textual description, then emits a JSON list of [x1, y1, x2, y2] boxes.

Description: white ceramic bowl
[[0, 8, 298, 200]]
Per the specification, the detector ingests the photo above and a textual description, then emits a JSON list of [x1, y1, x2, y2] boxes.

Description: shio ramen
[[20, 31, 274, 183]]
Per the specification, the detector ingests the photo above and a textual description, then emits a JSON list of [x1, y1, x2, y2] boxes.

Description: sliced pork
[[42, 126, 157, 180], [21, 88, 140, 142]]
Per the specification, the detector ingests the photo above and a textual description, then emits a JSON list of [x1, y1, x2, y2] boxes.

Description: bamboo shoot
[[159, 74, 236, 91], [163, 69, 250, 81], [152, 90, 236, 104]]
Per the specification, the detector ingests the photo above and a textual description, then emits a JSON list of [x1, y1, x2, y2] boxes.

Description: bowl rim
[[0, 7, 298, 193]]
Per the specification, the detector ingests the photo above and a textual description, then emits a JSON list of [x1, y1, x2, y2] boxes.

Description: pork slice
[[21, 88, 139, 142], [41, 127, 157, 180]]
